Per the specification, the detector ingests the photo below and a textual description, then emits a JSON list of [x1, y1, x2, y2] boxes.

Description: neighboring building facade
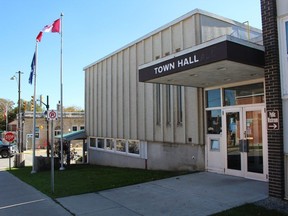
[[22, 111, 85, 150], [84, 8, 269, 183], [260, 0, 288, 199]]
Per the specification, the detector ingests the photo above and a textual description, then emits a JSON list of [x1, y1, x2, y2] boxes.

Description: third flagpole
[[60, 13, 65, 171]]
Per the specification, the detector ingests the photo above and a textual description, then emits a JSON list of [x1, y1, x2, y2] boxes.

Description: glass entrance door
[[225, 107, 267, 181]]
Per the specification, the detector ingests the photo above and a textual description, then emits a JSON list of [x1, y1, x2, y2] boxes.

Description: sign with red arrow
[[267, 110, 279, 130]]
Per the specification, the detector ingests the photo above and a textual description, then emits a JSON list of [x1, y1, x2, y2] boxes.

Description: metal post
[[46, 95, 50, 157], [11, 71, 23, 152], [17, 71, 23, 152], [51, 119, 54, 193]]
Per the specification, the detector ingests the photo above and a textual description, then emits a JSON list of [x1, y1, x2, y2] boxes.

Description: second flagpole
[[59, 12, 65, 171]]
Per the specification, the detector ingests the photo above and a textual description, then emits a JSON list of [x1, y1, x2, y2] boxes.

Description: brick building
[[22, 111, 85, 150]]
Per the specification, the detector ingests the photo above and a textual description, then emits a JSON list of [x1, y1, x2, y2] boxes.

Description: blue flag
[[29, 52, 36, 84]]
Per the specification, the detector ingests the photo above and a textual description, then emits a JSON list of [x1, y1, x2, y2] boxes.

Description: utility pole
[[11, 71, 23, 152]]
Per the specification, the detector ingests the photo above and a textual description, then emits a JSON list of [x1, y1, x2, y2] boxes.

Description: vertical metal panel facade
[[84, 11, 236, 144]]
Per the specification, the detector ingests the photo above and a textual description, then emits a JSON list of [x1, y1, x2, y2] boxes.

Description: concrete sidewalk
[[0, 171, 71, 216], [57, 172, 268, 216]]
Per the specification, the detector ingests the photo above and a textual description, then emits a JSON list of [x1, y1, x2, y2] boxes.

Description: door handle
[[239, 139, 249, 152]]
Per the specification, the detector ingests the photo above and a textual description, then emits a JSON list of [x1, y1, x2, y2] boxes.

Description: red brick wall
[[261, 0, 284, 198]]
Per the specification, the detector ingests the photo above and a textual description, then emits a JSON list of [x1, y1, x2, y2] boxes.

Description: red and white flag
[[36, 19, 61, 42]]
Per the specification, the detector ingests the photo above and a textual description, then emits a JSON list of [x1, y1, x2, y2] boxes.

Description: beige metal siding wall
[[137, 41, 145, 140], [85, 14, 203, 144], [117, 52, 124, 138], [92, 65, 97, 136], [84, 68, 92, 134], [144, 37, 154, 141], [112, 55, 118, 137], [130, 45, 138, 140], [106, 58, 112, 138]]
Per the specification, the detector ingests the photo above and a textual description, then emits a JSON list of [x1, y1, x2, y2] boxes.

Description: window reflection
[[207, 110, 222, 134], [206, 89, 221, 108], [224, 83, 264, 106]]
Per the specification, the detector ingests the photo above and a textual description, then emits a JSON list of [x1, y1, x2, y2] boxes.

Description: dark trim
[[139, 40, 264, 82]]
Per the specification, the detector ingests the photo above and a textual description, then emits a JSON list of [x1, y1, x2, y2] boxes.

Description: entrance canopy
[[55, 129, 86, 141], [139, 35, 264, 88]]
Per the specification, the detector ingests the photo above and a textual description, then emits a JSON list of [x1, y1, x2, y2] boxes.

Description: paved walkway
[[0, 171, 71, 216], [57, 172, 268, 216], [0, 170, 268, 216]]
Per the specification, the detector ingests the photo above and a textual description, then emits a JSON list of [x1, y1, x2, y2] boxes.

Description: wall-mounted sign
[[267, 110, 279, 130]]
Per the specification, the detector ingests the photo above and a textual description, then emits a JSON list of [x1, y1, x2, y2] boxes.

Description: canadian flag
[[36, 19, 60, 42]]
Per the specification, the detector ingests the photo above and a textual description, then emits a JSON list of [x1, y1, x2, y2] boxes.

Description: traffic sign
[[47, 110, 58, 121], [267, 110, 279, 130], [5, 132, 15, 142]]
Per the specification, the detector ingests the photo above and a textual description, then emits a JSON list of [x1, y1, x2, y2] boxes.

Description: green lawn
[[212, 203, 288, 216], [8, 164, 187, 198]]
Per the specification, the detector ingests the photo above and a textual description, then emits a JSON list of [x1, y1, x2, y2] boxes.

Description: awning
[[138, 35, 264, 88], [55, 129, 87, 141]]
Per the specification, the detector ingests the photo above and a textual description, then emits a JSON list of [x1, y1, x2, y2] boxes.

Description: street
[[0, 148, 83, 170], [0, 150, 41, 170]]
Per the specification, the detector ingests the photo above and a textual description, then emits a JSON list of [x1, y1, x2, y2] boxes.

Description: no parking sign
[[47, 110, 58, 121]]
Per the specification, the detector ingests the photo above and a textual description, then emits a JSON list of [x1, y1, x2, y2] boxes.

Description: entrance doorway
[[224, 106, 268, 181]]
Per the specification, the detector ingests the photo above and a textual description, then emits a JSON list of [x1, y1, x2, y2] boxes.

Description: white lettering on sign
[[178, 55, 199, 67], [154, 55, 199, 75], [154, 62, 175, 74]]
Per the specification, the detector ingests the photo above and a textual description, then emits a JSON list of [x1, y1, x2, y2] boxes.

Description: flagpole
[[31, 42, 38, 174], [59, 12, 65, 171]]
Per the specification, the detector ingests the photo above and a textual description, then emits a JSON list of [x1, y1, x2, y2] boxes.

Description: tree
[[64, 106, 84, 112], [0, 98, 16, 131]]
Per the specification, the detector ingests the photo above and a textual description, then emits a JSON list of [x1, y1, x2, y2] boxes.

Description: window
[[80, 126, 85, 130], [116, 139, 126, 152], [223, 83, 264, 106], [206, 89, 221, 108], [210, 139, 220, 151], [54, 126, 61, 136], [106, 138, 114, 150], [279, 17, 288, 97], [156, 84, 161, 125], [207, 110, 222, 134], [97, 138, 104, 149], [90, 137, 96, 147], [166, 85, 171, 125], [89, 137, 142, 157], [177, 86, 183, 124], [72, 126, 78, 131], [128, 140, 140, 154]]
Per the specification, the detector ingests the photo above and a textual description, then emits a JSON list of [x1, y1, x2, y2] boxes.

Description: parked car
[[0, 140, 18, 158]]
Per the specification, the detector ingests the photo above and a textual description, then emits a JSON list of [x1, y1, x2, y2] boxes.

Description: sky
[[0, 0, 262, 110]]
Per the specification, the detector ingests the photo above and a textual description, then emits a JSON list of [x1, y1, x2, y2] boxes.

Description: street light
[[10, 71, 23, 152]]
